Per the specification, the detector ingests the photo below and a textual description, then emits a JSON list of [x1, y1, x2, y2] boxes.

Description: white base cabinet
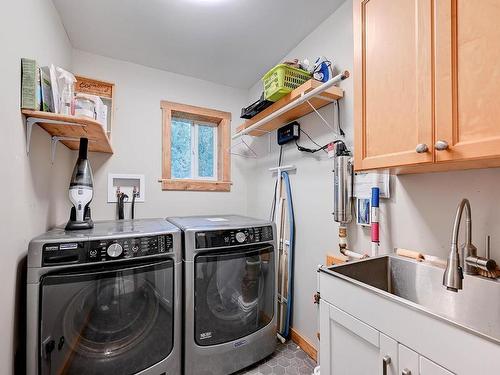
[[320, 300, 453, 375], [320, 302, 398, 375], [319, 268, 499, 374]]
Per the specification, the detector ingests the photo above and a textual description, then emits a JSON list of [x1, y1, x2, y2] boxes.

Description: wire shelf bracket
[[228, 136, 258, 159]]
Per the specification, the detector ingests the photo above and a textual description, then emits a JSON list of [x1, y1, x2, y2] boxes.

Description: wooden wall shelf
[[236, 79, 344, 137], [22, 110, 113, 160]]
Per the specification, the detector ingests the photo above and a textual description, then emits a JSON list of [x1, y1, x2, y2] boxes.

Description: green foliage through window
[[171, 118, 216, 179], [198, 125, 215, 177], [171, 119, 192, 179]]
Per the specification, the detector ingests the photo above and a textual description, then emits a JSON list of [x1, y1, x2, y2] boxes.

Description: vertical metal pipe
[[333, 155, 353, 224]]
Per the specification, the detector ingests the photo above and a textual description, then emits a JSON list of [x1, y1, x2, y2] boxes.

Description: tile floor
[[236, 341, 316, 375]]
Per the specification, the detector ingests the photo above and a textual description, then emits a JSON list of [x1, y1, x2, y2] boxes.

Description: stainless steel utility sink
[[324, 255, 500, 344]]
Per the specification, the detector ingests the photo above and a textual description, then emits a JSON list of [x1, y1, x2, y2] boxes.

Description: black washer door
[[39, 259, 174, 375], [194, 244, 274, 346]]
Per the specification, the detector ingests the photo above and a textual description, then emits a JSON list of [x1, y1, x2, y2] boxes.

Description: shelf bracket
[[51, 136, 78, 164], [315, 94, 337, 102], [26, 117, 36, 155], [26, 116, 87, 156], [50, 136, 96, 164]]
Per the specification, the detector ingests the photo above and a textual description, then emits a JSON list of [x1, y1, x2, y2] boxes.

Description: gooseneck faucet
[[443, 198, 497, 292]]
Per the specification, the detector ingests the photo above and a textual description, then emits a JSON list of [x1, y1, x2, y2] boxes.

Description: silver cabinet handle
[[382, 355, 391, 375], [402, 369, 412, 375], [434, 140, 449, 151], [415, 144, 428, 153]]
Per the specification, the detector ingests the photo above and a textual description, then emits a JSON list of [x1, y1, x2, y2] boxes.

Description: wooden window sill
[[160, 179, 232, 192]]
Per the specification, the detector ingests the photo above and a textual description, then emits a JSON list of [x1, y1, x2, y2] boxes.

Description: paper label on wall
[[353, 172, 390, 199]]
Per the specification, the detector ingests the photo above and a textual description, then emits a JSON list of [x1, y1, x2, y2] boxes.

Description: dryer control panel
[[195, 226, 273, 249], [42, 234, 173, 266]]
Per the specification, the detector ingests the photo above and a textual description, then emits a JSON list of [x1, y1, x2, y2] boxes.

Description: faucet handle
[[477, 257, 496, 272], [465, 255, 496, 272]]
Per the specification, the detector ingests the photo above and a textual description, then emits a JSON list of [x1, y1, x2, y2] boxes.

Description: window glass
[[171, 118, 192, 179], [198, 125, 215, 178]]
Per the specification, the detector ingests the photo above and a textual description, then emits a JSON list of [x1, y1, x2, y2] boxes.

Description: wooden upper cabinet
[[354, 0, 433, 171], [435, 0, 500, 162], [355, 0, 500, 173]]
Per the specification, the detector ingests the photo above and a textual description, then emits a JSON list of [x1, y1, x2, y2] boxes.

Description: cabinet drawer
[[420, 356, 454, 375]]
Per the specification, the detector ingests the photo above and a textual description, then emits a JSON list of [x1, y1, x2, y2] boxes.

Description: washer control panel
[[195, 226, 273, 249], [87, 235, 172, 262], [42, 234, 173, 266]]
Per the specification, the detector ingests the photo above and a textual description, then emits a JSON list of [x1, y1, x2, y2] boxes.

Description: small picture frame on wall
[[356, 198, 371, 226]]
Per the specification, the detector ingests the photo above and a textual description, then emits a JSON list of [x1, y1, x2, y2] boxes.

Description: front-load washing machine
[[167, 215, 277, 375], [27, 219, 182, 375]]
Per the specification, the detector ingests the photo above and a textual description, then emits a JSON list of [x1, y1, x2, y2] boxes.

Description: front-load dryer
[[27, 219, 182, 375], [167, 215, 277, 375]]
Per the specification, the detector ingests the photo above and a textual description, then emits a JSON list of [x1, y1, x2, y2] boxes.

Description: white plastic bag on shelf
[[56, 67, 76, 115]]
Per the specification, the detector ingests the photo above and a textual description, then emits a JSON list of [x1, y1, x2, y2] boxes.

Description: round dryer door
[[39, 260, 174, 375], [194, 244, 275, 346]]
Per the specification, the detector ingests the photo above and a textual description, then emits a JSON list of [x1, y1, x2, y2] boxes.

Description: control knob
[[235, 231, 247, 243], [107, 243, 123, 258]]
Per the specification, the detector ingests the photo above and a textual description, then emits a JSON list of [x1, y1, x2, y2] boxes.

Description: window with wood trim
[[161, 101, 232, 191]]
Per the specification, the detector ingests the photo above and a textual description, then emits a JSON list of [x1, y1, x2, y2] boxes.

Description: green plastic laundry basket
[[262, 64, 311, 102]]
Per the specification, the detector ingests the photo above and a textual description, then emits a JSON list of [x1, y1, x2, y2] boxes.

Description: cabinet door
[[398, 344, 419, 375], [319, 301, 398, 375], [353, 0, 433, 170], [435, 1, 500, 162], [419, 356, 454, 375], [380, 333, 398, 375]]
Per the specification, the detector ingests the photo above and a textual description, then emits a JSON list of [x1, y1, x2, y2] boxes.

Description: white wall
[[0, 0, 74, 373], [246, 0, 500, 347], [6, 1, 500, 369], [246, 0, 354, 347], [71, 50, 251, 220]]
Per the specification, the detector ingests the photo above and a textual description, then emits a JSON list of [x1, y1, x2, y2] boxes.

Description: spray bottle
[[56, 67, 76, 115]]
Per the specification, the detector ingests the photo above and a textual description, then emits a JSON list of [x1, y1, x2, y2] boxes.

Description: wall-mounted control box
[[107, 173, 145, 203], [277, 121, 300, 145]]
